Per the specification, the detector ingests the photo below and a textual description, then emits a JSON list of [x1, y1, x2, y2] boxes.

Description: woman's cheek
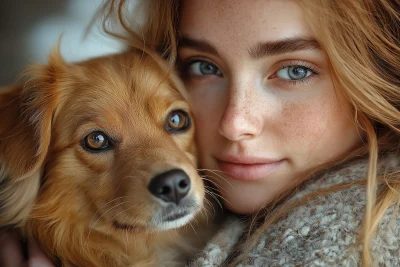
[[187, 81, 225, 160], [279, 97, 331, 156], [187, 77, 226, 107]]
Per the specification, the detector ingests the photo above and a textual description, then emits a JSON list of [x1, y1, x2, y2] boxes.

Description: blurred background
[[0, 0, 124, 86]]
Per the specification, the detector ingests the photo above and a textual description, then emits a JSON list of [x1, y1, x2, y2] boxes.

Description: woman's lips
[[216, 156, 284, 181]]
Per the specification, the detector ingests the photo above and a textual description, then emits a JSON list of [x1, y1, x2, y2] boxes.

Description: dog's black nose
[[148, 169, 191, 205]]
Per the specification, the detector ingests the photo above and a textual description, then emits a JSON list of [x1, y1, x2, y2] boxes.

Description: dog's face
[[0, 51, 205, 235]]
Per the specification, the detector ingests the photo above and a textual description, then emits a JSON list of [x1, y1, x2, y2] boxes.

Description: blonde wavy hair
[[95, 0, 400, 265]]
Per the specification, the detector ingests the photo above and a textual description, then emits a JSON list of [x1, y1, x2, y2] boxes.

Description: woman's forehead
[[178, 0, 315, 47]]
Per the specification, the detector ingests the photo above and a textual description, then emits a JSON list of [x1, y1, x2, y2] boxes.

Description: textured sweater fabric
[[187, 154, 400, 267]]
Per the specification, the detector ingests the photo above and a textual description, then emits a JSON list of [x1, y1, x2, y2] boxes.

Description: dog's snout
[[148, 169, 191, 205]]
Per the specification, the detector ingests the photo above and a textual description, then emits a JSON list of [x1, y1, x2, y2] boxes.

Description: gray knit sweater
[[188, 154, 400, 266]]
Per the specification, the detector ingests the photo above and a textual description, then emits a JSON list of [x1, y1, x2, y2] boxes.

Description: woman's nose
[[218, 85, 263, 141]]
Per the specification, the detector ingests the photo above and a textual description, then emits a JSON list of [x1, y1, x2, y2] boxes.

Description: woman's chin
[[224, 200, 257, 215], [221, 189, 274, 215]]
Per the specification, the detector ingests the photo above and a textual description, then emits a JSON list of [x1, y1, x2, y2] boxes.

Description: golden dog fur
[[0, 49, 213, 266]]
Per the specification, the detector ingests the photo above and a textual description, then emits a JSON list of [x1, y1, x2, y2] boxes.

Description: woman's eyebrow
[[249, 37, 321, 59], [178, 36, 220, 56], [178, 36, 320, 59]]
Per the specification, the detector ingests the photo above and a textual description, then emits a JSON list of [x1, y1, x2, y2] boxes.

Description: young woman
[[1, 0, 399, 266]]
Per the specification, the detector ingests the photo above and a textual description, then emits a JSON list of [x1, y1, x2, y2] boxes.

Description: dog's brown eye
[[83, 131, 110, 152], [166, 110, 191, 132]]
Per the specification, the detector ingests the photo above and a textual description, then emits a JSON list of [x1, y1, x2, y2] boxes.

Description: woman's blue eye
[[188, 61, 222, 77], [276, 66, 313, 80]]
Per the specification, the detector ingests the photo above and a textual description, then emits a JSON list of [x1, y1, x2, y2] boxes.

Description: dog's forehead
[[54, 53, 190, 136]]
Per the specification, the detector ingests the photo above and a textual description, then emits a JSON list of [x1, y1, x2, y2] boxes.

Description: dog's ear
[[0, 49, 66, 228]]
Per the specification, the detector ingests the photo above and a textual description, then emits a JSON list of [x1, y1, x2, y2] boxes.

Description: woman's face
[[178, 0, 362, 214]]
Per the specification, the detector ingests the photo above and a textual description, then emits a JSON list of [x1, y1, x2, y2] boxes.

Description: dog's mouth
[[163, 210, 191, 222], [153, 205, 200, 230], [111, 209, 194, 232]]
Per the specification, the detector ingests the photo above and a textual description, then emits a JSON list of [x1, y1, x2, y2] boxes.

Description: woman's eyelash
[[177, 57, 221, 77], [278, 62, 319, 75], [271, 62, 320, 86]]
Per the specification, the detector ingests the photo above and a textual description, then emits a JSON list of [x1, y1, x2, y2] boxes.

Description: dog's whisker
[[204, 185, 225, 198], [204, 184, 228, 199], [200, 176, 230, 195], [204, 189, 224, 210], [166, 227, 178, 240], [202, 177, 232, 201], [89, 196, 127, 226], [203, 206, 215, 223], [203, 197, 217, 219], [109, 204, 139, 224], [188, 220, 198, 237], [198, 208, 209, 226], [89, 199, 134, 228], [209, 190, 233, 207], [192, 213, 201, 227], [206, 188, 231, 202], [206, 188, 233, 209], [204, 188, 219, 210], [86, 200, 134, 243], [205, 171, 234, 188], [197, 168, 234, 188]]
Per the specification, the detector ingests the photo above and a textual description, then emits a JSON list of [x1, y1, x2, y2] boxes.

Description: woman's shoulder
[[188, 152, 400, 266]]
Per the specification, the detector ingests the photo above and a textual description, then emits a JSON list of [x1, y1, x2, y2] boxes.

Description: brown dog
[[0, 49, 213, 266]]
